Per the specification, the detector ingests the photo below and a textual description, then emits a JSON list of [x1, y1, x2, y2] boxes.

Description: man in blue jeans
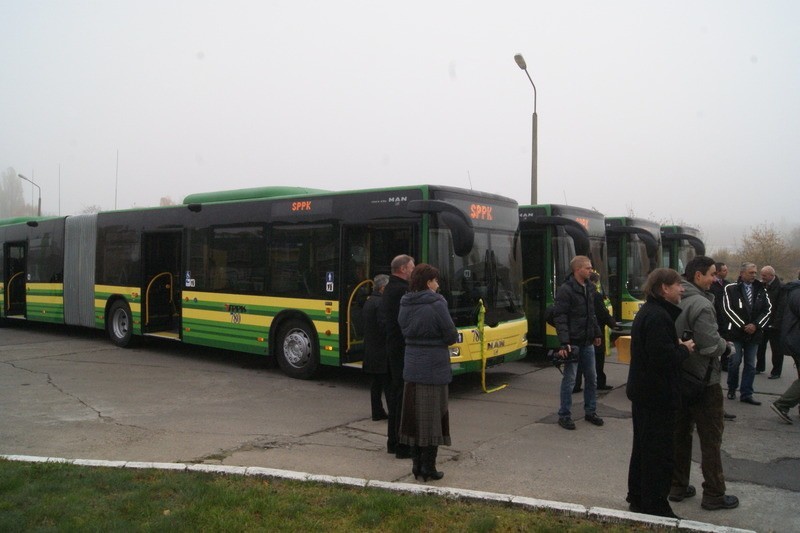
[[723, 262, 772, 405], [553, 255, 603, 430]]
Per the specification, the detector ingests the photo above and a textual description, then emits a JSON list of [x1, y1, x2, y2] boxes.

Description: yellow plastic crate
[[615, 335, 632, 364]]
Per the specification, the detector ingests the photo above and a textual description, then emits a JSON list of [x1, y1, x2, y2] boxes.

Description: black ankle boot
[[420, 446, 444, 481], [411, 446, 421, 480]]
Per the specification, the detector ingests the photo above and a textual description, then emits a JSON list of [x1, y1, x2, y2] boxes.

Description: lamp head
[[514, 53, 527, 70]]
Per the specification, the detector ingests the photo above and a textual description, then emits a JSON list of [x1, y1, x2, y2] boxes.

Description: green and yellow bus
[[0, 185, 527, 379], [661, 225, 705, 274], [605, 216, 662, 331], [518, 204, 607, 354]]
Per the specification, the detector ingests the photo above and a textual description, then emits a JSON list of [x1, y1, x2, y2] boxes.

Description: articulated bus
[[661, 225, 705, 273], [0, 185, 527, 379], [605, 216, 662, 331], [518, 204, 607, 355]]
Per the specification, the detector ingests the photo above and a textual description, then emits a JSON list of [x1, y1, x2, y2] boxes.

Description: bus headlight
[[449, 347, 460, 358]]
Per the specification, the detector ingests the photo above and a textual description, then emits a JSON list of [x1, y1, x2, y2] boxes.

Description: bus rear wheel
[[276, 319, 319, 379], [107, 300, 134, 347]]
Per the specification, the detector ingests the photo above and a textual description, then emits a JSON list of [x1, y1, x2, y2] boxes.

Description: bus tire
[[107, 300, 134, 347], [276, 319, 319, 379]]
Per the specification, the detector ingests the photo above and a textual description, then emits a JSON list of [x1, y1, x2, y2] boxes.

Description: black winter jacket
[[626, 295, 690, 410], [362, 293, 387, 374], [553, 275, 601, 346], [722, 279, 772, 343], [398, 290, 459, 385], [381, 274, 409, 361], [782, 280, 800, 358]]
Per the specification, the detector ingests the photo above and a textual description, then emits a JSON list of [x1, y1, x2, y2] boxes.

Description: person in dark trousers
[[574, 271, 618, 392], [381, 254, 415, 458], [710, 262, 730, 370], [770, 274, 800, 423], [398, 263, 459, 482], [671, 256, 739, 511], [758, 266, 785, 378], [723, 262, 772, 405], [626, 268, 694, 518], [362, 274, 390, 421], [553, 255, 603, 430]]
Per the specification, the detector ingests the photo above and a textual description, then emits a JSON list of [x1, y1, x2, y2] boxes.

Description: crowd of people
[[625, 257, 800, 518], [359, 253, 800, 515]]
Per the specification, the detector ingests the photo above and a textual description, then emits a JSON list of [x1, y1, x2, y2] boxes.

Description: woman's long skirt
[[398, 382, 451, 447]]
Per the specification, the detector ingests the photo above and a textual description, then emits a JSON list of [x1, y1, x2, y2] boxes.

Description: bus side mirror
[[407, 200, 475, 257]]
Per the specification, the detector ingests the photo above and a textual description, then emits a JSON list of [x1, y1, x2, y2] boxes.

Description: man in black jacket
[[381, 254, 415, 457], [710, 262, 730, 369], [723, 262, 772, 405], [758, 266, 785, 378], [553, 255, 603, 430]]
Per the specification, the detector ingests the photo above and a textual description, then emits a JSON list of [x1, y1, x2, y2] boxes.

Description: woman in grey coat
[[398, 263, 459, 481]]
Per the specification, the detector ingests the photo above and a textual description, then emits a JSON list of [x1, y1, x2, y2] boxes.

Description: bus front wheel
[[276, 319, 319, 379], [107, 300, 134, 347]]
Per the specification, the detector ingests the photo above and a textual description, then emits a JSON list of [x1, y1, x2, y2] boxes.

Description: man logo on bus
[[388, 196, 407, 203], [470, 204, 493, 221]]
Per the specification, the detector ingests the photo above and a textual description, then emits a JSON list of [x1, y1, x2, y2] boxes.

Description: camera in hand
[[681, 330, 693, 342]]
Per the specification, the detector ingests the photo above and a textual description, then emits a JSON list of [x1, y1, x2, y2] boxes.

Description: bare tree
[[0, 167, 26, 218], [737, 224, 793, 280]]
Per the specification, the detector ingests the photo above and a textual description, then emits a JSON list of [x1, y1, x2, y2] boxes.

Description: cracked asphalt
[[2, 321, 798, 532]]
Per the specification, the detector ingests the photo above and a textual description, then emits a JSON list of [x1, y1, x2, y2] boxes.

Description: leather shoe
[[598, 384, 614, 390], [572, 387, 583, 394], [741, 396, 761, 405], [668, 484, 696, 502], [768, 374, 781, 380], [723, 411, 736, 420], [584, 413, 604, 426], [727, 390, 736, 400], [701, 494, 739, 510], [372, 412, 389, 421], [558, 417, 576, 430]]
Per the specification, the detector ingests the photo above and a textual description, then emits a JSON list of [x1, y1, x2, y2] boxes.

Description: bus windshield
[[626, 236, 651, 300], [427, 197, 524, 328]]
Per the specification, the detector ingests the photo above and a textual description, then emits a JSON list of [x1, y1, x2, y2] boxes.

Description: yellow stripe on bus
[[27, 282, 64, 292], [27, 295, 64, 305], [182, 291, 339, 312]]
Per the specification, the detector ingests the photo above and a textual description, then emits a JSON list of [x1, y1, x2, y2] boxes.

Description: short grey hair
[[740, 262, 756, 273], [373, 274, 390, 290]]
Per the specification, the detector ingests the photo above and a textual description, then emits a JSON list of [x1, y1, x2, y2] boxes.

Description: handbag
[[679, 358, 714, 405]]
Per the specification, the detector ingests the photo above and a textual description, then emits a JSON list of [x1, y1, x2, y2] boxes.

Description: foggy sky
[[2, 1, 798, 251]]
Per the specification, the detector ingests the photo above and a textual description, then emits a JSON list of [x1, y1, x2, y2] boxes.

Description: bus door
[[3, 242, 27, 318], [520, 228, 547, 347], [341, 224, 414, 365], [142, 231, 182, 338]]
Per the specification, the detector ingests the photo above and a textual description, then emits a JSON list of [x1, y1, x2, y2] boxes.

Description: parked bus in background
[[0, 185, 527, 379], [518, 204, 607, 355], [605, 216, 662, 332], [661, 225, 705, 274]]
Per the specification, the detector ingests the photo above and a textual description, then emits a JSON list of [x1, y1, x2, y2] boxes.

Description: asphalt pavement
[[1, 321, 798, 532]]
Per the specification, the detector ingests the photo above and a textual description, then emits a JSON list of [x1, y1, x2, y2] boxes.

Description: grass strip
[[0, 459, 660, 532]]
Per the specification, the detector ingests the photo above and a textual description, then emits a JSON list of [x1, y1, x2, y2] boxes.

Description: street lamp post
[[514, 53, 538, 205], [17, 173, 41, 216]]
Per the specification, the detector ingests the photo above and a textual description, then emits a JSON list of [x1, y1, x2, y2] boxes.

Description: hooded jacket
[[398, 289, 459, 385], [674, 280, 728, 386]]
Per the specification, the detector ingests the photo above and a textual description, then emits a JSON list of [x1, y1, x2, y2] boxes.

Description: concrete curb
[[0, 454, 754, 532]]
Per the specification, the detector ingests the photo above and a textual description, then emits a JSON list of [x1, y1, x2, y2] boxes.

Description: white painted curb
[[0, 454, 755, 533]]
